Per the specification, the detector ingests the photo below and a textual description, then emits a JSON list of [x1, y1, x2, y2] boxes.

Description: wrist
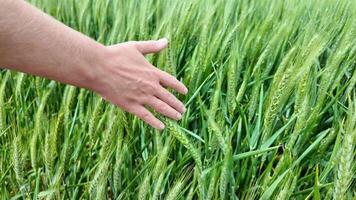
[[79, 43, 108, 92]]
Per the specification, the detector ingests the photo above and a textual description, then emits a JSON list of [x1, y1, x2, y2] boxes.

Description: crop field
[[0, 0, 356, 199]]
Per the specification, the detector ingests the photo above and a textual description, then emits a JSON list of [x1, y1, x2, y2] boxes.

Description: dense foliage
[[1, 0, 355, 199]]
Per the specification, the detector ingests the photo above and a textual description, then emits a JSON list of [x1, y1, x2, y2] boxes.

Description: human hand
[[92, 38, 188, 129], [0, 1, 186, 129]]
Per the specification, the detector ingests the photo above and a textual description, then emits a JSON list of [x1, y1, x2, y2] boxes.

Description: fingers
[[145, 97, 182, 120], [135, 38, 168, 55], [129, 105, 165, 130], [158, 70, 188, 94], [155, 87, 186, 113]]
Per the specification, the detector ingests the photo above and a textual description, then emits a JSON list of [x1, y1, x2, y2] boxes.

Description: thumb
[[135, 38, 168, 55]]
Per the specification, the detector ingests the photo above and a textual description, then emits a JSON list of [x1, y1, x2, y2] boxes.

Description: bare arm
[[0, 0, 187, 129]]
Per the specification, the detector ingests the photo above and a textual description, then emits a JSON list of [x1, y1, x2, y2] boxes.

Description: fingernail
[[158, 123, 165, 130], [176, 113, 182, 120], [158, 38, 168, 46], [182, 106, 186, 113]]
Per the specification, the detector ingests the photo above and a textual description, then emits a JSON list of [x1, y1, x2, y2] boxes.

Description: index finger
[[158, 70, 188, 95]]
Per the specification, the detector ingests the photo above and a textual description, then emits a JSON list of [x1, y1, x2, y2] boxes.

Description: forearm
[[0, 0, 104, 89]]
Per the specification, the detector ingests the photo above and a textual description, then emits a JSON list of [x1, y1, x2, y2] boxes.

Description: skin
[[0, 0, 188, 129]]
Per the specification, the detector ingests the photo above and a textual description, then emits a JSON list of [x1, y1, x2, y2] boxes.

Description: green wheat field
[[1, 0, 355, 199]]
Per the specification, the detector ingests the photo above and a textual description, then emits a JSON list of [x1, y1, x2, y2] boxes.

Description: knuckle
[[172, 98, 180, 108], [159, 105, 169, 114], [167, 94, 175, 104], [140, 81, 156, 94], [144, 83, 156, 93], [166, 73, 175, 81], [141, 112, 151, 121], [152, 42, 160, 49], [124, 105, 136, 113], [149, 69, 160, 78], [123, 41, 140, 52], [168, 74, 176, 81], [172, 79, 180, 87], [179, 102, 185, 109], [161, 72, 169, 81], [125, 107, 135, 114], [136, 96, 147, 104]]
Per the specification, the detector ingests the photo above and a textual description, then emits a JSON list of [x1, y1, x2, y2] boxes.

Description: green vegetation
[[1, 0, 355, 199]]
